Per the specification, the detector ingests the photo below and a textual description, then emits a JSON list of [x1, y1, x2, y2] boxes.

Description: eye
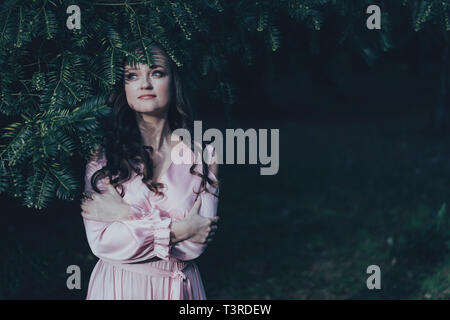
[[152, 70, 165, 77], [125, 73, 137, 80]]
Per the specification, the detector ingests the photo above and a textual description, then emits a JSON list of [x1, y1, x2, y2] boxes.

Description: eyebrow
[[125, 64, 166, 71]]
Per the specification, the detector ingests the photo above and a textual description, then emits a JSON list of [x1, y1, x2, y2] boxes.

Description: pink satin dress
[[81, 143, 219, 300]]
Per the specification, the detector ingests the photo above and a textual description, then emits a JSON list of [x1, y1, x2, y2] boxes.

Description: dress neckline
[[141, 134, 187, 184], [151, 157, 173, 185], [139, 135, 200, 184]]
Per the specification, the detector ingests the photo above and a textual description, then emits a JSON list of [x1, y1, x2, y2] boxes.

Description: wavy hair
[[89, 44, 219, 199]]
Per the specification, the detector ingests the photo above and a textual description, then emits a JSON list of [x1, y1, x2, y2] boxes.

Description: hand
[[81, 178, 131, 222], [184, 197, 219, 244]]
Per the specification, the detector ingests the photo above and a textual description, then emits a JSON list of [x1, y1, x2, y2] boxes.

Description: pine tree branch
[[0, 6, 12, 45], [126, 4, 153, 67], [11, 93, 40, 96]]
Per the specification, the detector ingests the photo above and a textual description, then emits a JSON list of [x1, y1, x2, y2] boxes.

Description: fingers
[[80, 199, 90, 211], [81, 198, 96, 217], [190, 224, 219, 244], [209, 216, 219, 225], [82, 191, 93, 201], [193, 230, 217, 244], [206, 225, 218, 241], [209, 226, 217, 235], [80, 193, 98, 215], [81, 210, 97, 220], [81, 189, 109, 207], [206, 232, 216, 243]]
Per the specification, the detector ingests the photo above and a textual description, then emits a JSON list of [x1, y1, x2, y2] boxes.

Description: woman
[[80, 43, 220, 300]]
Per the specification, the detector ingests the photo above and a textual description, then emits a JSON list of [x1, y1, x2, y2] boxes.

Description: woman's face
[[124, 50, 172, 116]]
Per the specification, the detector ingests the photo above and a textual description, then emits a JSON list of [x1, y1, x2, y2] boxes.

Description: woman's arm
[[82, 216, 172, 263], [81, 147, 219, 263], [81, 152, 180, 263], [171, 146, 220, 261]]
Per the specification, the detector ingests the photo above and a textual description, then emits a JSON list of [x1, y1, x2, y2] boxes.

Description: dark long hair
[[89, 44, 219, 199]]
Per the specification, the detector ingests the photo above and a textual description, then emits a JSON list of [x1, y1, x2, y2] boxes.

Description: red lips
[[138, 94, 156, 99]]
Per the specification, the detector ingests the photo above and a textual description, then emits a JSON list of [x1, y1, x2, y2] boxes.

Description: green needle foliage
[[0, 0, 448, 209]]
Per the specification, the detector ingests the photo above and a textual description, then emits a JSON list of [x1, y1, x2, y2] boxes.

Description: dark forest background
[[1, 1, 450, 299]]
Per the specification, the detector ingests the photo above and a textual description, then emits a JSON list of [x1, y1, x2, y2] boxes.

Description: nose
[[140, 75, 153, 89]]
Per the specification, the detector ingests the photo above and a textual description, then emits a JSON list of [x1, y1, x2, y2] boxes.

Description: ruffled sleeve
[[81, 150, 172, 263]]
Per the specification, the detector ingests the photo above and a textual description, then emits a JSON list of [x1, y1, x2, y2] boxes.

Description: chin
[[134, 104, 168, 116]]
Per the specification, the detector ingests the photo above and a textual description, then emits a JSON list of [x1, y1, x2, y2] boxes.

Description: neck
[[136, 112, 171, 152]]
